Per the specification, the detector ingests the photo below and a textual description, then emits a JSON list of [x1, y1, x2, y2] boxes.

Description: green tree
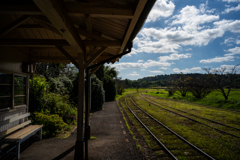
[[188, 74, 215, 99], [172, 73, 191, 97], [212, 65, 239, 100]]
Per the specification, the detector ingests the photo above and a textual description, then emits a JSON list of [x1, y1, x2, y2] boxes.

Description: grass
[[141, 94, 240, 136], [115, 88, 151, 100], [117, 101, 141, 148], [121, 93, 240, 160], [144, 88, 240, 110], [56, 123, 77, 138], [90, 136, 98, 140]]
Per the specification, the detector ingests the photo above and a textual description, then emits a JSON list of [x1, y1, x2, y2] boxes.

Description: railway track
[[124, 95, 215, 160], [139, 94, 240, 138], [145, 93, 240, 113]]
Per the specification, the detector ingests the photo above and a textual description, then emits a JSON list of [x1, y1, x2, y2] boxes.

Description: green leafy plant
[[44, 93, 77, 122], [29, 75, 48, 113], [31, 112, 67, 138]]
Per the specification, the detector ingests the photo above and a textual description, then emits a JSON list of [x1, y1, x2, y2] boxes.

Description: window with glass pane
[[0, 73, 12, 110], [14, 75, 26, 106]]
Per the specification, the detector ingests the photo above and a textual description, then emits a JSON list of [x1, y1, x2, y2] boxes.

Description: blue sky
[[109, 0, 240, 80]]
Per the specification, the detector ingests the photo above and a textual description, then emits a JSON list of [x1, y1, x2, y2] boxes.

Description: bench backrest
[[0, 106, 30, 139]]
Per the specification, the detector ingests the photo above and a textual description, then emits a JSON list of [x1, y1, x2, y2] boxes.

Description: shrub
[[29, 75, 48, 113], [103, 75, 116, 101], [48, 77, 66, 95], [31, 112, 67, 138], [44, 93, 77, 122], [91, 75, 105, 111]]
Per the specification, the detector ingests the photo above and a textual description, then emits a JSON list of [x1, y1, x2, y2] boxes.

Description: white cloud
[[171, 5, 219, 31], [200, 55, 234, 63], [222, 0, 240, 3], [158, 53, 191, 62], [213, 64, 240, 73], [185, 48, 192, 51], [224, 46, 240, 56], [149, 70, 164, 74], [222, 37, 235, 44], [127, 71, 140, 76], [236, 39, 240, 44], [111, 62, 144, 70], [222, 4, 240, 14], [173, 67, 202, 73], [134, 3, 240, 54], [110, 53, 192, 70], [141, 69, 146, 71], [110, 60, 171, 70], [143, 60, 171, 68], [146, 0, 175, 23], [160, 67, 169, 70]]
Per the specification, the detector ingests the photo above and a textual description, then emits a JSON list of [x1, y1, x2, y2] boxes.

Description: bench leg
[[16, 142, 20, 160], [39, 128, 42, 140]]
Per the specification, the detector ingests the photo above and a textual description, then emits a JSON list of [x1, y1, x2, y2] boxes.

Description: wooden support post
[[87, 72, 91, 136], [74, 53, 85, 160], [85, 69, 90, 160], [16, 142, 20, 160], [39, 128, 42, 140]]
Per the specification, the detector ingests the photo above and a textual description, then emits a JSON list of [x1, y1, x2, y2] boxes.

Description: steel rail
[[142, 94, 240, 132], [129, 95, 215, 160], [124, 95, 178, 160], [138, 94, 240, 139], [146, 94, 240, 114], [126, 95, 215, 160]]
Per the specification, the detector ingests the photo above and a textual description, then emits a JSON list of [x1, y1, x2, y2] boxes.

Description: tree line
[[115, 65, 240, 101], [171, 66, 239, 100]]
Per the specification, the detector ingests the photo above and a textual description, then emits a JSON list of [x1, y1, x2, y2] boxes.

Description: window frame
[[0, 70, 29, 112]]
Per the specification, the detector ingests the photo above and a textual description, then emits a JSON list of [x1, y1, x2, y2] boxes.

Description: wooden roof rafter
[[0, 39, 121, 47], [0, 3, 134, 18], [120, 0, 147, 53], [17, 23, 116, 41], [55, 46, 79, 69], [0, 15, 30, 37], [33, 0, 86, 56], [84, 47, 108, 68]]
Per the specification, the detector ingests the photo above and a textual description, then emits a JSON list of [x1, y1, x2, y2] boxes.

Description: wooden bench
[[0, 107, 43, 159]]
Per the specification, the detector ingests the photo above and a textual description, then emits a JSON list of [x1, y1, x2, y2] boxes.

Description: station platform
[[19, 101, 145, 160]]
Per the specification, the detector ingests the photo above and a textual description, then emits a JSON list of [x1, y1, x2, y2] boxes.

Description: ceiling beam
[[17, 24, 110, 40], [0, 39, 121, 47], [84, 47, 107, 68], [33, 0, 86, 54], [0, 3, 134, 18], [0, 15, 30, 37], [84, 15, 93, 33], [77, 28, 107, 40], [0, 39, 69, 47], [32, 17, 61, 35], [55, 46, 79, 68], [30, 55, 112, 61], [17, 24, 43, 28], [120, 0, 147, 53], [83, 40, 121, 47]]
